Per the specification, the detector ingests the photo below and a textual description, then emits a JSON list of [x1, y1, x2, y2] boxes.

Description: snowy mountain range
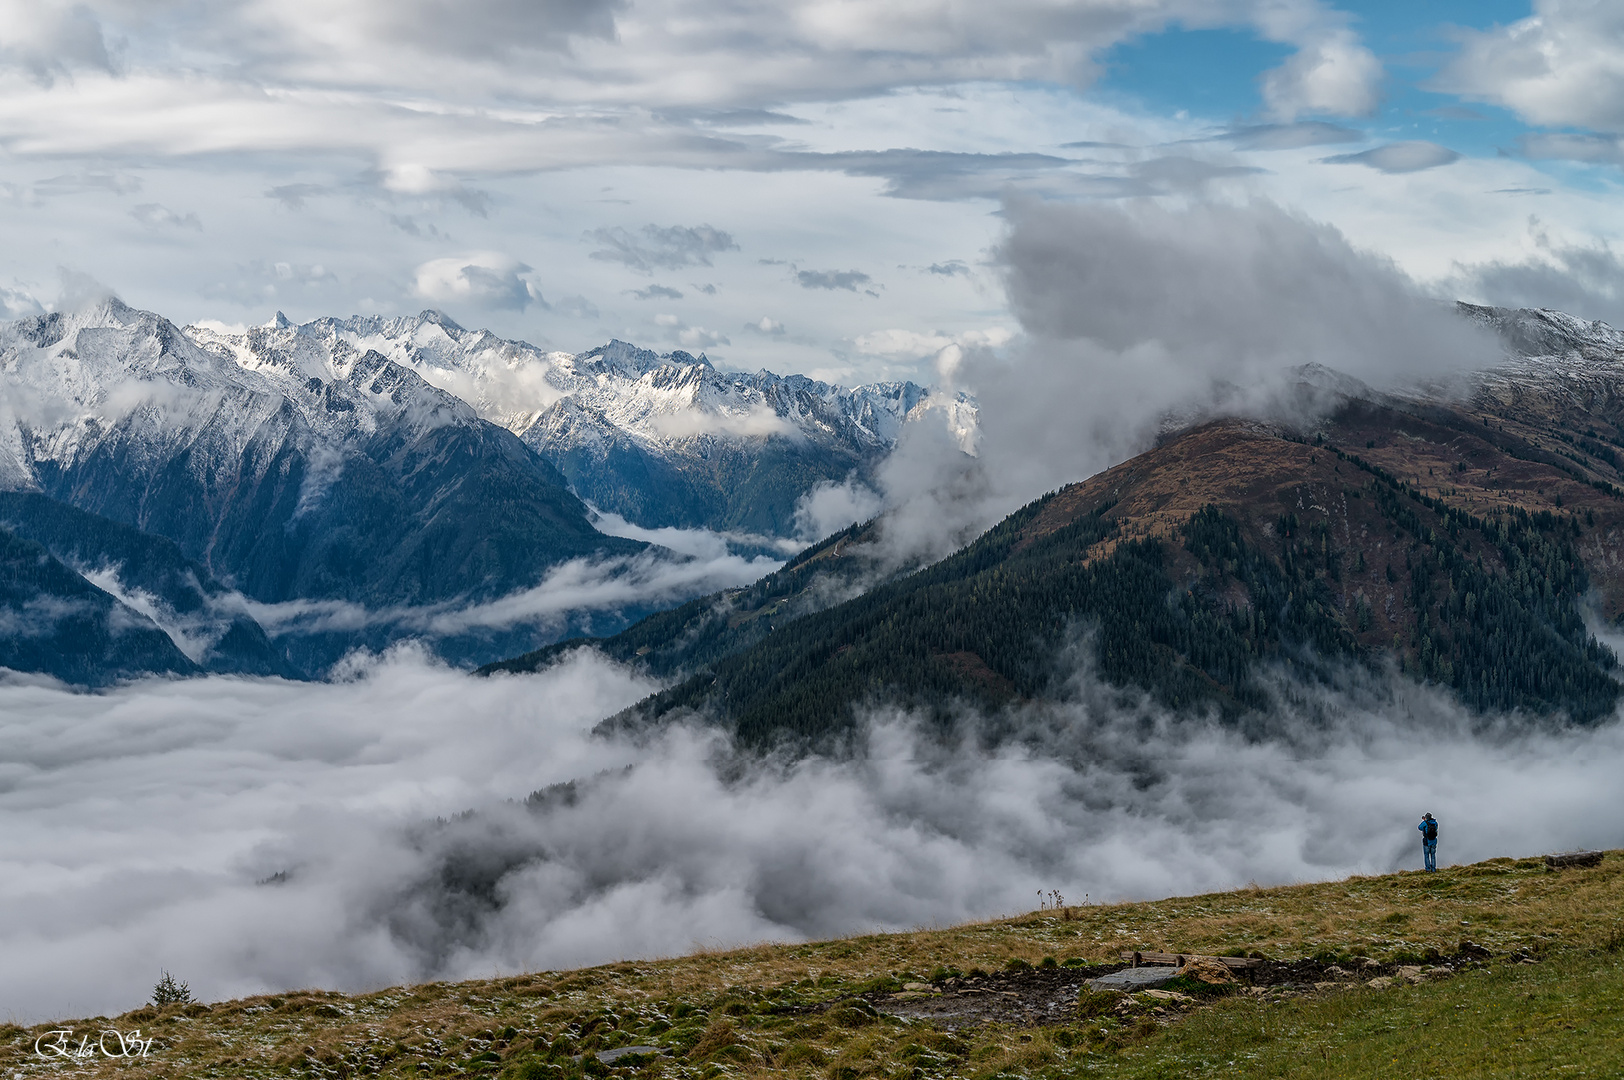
[[0, 299, 969, 682], [189, 310, 974, 536]]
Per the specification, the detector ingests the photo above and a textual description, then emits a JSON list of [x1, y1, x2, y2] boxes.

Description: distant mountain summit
[[197, 311, 974, 536]]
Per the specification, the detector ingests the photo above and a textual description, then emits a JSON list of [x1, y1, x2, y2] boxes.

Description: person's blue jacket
[[1418, 817, 1438, 842]]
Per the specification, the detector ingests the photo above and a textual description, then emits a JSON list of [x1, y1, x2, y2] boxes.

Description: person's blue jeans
[[1424, 839, 1437, 872]]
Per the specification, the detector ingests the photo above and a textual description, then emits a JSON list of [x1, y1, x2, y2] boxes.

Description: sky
[[3, 0, 1624, 387]]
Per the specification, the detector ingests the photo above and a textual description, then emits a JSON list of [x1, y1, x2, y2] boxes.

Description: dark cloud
[[267, 183, 327, 210], [1322, 141, 1461, 173], [800, 149, 1072, 201], [387, 214, 447, 238], [1454, 231, 1624, 326], [554, 294, 600, 319], [630, 284, 683, 300], [34, 172, 142, 196], [663, 107, 811, 127], [926, 261, 971, 276], [588, 224, 739, 273], [1518, 132, 1624, 166], [795, 269, 872, 291], [1217, 121, 1364, 150], [376, 0, 626, 58], [1127, 156, 1262, 189]]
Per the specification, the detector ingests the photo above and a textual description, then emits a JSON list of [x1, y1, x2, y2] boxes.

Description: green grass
[[1086, 951, 1624, 1080]]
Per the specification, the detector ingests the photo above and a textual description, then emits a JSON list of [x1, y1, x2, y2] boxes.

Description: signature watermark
[[32, 1029, 155, 1060]]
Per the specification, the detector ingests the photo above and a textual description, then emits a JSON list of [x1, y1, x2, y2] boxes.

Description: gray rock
[[1088, 966, 1182, 991], [597, 1046, 664, 1064]]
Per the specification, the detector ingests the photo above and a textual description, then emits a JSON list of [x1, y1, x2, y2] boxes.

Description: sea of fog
[[3, 645, 1623, 1022]]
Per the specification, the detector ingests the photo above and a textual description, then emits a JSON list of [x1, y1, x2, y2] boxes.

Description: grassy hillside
[[5, 851, 1620, 1079]]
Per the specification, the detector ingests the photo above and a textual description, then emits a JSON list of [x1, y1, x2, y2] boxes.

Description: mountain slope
[[486, 310, 1624, 744], [0, 524, 198, 685], [0, 300, 639, 609], [604, 415, 1621, 746], [0, 491, 294, 677]]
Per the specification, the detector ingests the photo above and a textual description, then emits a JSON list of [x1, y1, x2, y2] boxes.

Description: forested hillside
[[488, 384, 1624, 747]]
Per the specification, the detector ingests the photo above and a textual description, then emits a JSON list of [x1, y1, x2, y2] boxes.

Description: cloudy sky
[[2, 0, 1623, 385]]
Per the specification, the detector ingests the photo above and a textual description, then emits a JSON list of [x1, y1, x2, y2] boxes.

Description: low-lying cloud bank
[[3, 648, 1621, 1022]]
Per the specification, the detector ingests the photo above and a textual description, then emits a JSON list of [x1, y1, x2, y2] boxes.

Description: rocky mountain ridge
[[196, 311, 974, 535]]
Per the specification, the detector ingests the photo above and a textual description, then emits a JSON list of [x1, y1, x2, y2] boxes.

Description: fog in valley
[[5, 644, 1623, 1021]]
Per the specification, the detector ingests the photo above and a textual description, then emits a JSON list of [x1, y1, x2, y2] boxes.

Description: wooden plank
[[1120, 951, 1262, 969]]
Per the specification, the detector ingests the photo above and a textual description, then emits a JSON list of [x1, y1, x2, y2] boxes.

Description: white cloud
[[239, 545, 783, 638], [0, 285, 44, 319], [411, 252, 543, 311], [853, 197, 1502, 571], [647, 403, 794, 440], [1260, 29, 1382, 121], [1439, 0, 1624, 134], [854, 326, 1014, 383], [792, 476, 882, 541]]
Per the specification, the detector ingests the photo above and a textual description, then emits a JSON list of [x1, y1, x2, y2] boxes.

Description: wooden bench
[[1120, 951, 1263, 969]]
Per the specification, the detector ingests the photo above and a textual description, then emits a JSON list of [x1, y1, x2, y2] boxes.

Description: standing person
[[1418, 813, 1438, 872]]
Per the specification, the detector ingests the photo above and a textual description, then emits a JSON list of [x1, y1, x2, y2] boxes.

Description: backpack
[[1424, 819, 1437, 841]]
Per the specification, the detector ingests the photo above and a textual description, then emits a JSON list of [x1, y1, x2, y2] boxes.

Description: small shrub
[[151, 971, 191, 1007], [1040, 956, 1059, 969], [775, 1041, 827, 1067], [828, 1003, 878, 1029], [1077, 990, 1122, 1019], [1005, 958, 1033, 972]]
